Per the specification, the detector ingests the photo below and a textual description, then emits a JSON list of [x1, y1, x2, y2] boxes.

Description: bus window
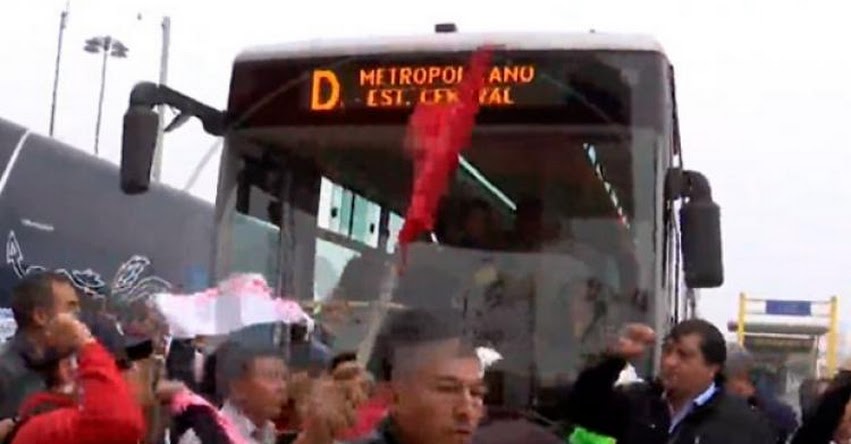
[[315, 177, 392, 304], [386, 212, 404, 254], [231, 213, 279, 286], [226, 165, 281, 286], [315, 238, 360, 302], [318, 178, 382, 248]]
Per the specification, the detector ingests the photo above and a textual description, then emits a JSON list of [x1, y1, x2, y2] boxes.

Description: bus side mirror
[[120, 82, 226, 194], [680, 197, 723, 288], [121, 105, 158, 194], [669, 169, 724, 288]]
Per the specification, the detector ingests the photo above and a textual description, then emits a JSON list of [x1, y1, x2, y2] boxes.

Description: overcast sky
[[2, 0, 850, 340]]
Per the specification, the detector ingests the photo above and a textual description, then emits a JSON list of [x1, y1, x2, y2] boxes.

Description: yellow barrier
[[826, 295, 839, 377]]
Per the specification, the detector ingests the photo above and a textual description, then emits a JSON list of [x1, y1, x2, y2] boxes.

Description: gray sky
[[2, 0, 850, 338]]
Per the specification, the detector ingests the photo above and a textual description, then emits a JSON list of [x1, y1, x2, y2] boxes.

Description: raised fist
[[611, 323, 656, 361]]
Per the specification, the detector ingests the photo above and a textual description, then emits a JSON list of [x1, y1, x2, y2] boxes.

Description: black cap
[[79, 311, 153, 369], [80, 311, 127, 360], [289, 338, 332, 373], [125, 335, 154, 362]]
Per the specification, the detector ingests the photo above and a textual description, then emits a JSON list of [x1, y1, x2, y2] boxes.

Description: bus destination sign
[[308, 62, 561, 111]]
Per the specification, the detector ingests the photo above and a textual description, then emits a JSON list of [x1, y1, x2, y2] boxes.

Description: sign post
[[827, 295, 839, 376]]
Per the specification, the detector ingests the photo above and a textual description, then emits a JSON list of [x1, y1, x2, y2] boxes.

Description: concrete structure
[[728, 294, 841, 403], [730, 294, 840, 377]]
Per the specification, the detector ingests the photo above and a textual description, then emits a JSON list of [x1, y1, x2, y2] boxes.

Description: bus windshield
[[220, 48, 667, 414]]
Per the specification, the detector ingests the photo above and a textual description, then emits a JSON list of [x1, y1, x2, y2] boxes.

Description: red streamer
[[397, 47, 494, 262]]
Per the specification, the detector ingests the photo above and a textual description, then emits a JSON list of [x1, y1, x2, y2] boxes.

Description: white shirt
[[178, 400, 277, 444], [668, 383, 719, 434]]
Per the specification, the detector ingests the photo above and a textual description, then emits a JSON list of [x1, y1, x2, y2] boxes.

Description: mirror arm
[[127, 82, 226, 136], [681, 170, 712, 201], [665, 168, 713, 202]]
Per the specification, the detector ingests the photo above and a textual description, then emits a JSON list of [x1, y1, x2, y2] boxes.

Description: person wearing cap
[[724, 344, 798, 444], [174, 340, 288, 444], [178, 337, 366, 444], [7, 312, 145, 444]]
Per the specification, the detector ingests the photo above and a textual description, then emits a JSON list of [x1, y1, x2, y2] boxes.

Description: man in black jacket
[[567, 319, 776, 444]]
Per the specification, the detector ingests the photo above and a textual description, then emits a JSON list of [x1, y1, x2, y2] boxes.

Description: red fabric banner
[[397, 47, 494, 261]]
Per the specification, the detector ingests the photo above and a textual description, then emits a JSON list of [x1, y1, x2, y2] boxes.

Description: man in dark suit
[[566, 319, 777, 444]]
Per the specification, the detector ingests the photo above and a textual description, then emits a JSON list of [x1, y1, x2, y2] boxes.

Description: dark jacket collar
[[9, 331, 66, 369], [6, 332, 39, 364], [9, 331, 34, 353]]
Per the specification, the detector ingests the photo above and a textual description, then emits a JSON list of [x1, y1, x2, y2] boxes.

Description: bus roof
[[235, 31, 666, 63]]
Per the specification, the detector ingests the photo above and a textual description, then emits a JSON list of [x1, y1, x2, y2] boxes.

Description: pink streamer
[[170, 389, 248, 444]]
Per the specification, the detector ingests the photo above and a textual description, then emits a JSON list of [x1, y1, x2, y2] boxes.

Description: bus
[[0, 116, 215, 337], [119, 28, 723, 425]]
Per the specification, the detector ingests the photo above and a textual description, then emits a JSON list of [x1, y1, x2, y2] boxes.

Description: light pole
[[49, 0, 70, 137], [84, 36, 128, 156], [151, 16, 171, 182], [131, 12, 171, 182]]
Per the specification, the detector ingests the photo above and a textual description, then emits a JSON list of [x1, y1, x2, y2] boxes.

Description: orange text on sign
[[309, 64, 537, 111], [358, 65, 536, 88]]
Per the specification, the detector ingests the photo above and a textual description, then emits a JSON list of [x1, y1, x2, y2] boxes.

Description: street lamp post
[[133, 12, 172, 182], [151, 16, 171, 182], [84, 36, 128, 156], [49, 0, 70, 137]]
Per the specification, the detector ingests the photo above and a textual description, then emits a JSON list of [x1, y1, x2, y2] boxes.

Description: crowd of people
[[0, 270, 849, 444]]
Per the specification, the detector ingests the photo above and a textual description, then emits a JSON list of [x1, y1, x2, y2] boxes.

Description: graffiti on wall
[[5, 230, 173, 303]]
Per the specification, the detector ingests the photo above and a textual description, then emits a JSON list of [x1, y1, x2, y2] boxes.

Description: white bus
[[119, 27, 723, 421]]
